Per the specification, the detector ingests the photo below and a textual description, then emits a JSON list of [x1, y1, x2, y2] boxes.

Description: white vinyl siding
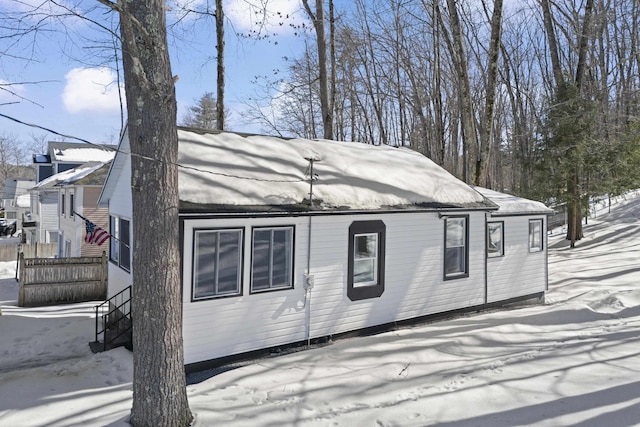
[[487, 215, 547, 303], [182, 211, 487, 365]]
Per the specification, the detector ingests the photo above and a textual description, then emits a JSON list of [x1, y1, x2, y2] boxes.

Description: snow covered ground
[[1, 193, 639, 426]]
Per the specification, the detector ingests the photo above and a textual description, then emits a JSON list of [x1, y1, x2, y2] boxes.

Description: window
[[251, 227, 294, 293], [110, 215, 131, 272], [353, 233, 378, 286], [529, 219, 543, 252], [193, 229, 243, 300], [61, 193, 65, 216], [445, 216, 469, 279], [487, 222, 504, 258], [69, 194, 74, 218], [347, 220, 385, 301]]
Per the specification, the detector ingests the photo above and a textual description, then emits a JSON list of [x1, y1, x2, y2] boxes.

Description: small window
[[61, 193, 66, 216], [348, 220, 385, 301], [353, 233, 378, 287], [487, 222, 504, 258], [109, 215, 131, 272], [251, 226, 294, 293], [529, 219, 543, 252], [445, 216, 469, 279], [193, 229, 243, 300], [69, 194, 75, 218]]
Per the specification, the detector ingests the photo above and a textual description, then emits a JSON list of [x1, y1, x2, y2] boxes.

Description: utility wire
[[0, 112, 308, 184]]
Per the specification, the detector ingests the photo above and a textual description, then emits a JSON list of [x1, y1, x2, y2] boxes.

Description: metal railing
[[94, 286, 132, 352]]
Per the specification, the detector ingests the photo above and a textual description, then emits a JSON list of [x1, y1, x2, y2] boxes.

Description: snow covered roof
[[31, 161, 110, 190], [43, 142, 116, 164], [177, 129, 496, 212], [472, 186, 553, 215]]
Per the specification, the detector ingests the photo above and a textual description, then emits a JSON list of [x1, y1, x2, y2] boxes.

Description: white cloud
[[62, 67, 124, 114], [224, 0, 304, 35]]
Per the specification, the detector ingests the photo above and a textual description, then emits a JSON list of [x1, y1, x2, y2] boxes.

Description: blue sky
[[0, 0, 310, 147]]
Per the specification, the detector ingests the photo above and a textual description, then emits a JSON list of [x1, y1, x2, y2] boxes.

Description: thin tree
[[96, 0, 192, 424], [301, 0, 334, 140], [476, 0, 503, 187], [215, 0, 225, 130]]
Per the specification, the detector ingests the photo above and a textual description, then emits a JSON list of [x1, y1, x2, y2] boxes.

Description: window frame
[[109, 215, 131, 272], [347, 220, 385, 301], [250, 226, 295, 294], [69, 193, 75, 218], [487, 221, 504, 258], [528, 219, 543, 253], [61, 193, 65, 217], [444, 215, 469, 280], [192, 228, 244, 301]]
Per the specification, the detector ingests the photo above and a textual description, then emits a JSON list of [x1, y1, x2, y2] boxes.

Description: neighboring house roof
[[101, 127, 497, 212], [33, 142, 116, 164], [3, 178, 35, 199], [473, 186, 553, 215], [31, 161, 111, 191]]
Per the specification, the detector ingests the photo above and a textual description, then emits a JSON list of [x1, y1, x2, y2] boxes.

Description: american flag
[[85, 219, 111, 246]]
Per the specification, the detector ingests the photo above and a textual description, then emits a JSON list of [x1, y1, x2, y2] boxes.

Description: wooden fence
[[18, 252, 108, 307]]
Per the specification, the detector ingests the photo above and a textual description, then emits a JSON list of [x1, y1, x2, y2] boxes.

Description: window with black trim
[[348, 220, 385, 301], [487, 221, 504, 258], [193, 229, 243, 300], [61, 193, 65, 216], [69, 194, 74, 218], [445, 216, 469, 279], [251, 226, 294, 292], [109, 215, 131, 272], [529, 219, 543, 252]]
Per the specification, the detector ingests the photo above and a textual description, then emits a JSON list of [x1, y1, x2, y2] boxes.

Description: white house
[[30, 142, 115, 244], [2, 178, 34, 230], [474, 187, 553, 304], [99, 128, 551, 368]]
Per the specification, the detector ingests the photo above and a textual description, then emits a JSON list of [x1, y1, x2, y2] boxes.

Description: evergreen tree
[[182, 92, 219, 130]]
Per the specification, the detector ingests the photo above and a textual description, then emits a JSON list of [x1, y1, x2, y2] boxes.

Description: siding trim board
[[184, 291, 545, 375]]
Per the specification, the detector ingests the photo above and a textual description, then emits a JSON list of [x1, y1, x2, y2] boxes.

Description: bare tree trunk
[[446, 0, 477, 183], [216, 0, 225, 130], [302, 0, 334, 139], [476, 0, 503, 187], [104, 0, 192, 424]]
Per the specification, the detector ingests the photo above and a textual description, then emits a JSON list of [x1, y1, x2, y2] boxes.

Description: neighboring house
[[474, 187, 554, 303], [31, 162, 111, 257], [30, 142, 115, 244], [2, 178, 35, 230], [99, 128, 551, 369]]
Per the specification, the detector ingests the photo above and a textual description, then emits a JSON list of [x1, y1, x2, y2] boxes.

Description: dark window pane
[[218, 232, 240, 294], [252, 230, 271, 290], [271, 229, 291, 287]]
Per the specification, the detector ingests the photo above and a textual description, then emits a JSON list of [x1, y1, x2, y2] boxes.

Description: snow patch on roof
[[32, 162, 108, 190], [54, 147, 115, 163], [177, 130, 491, 210], [473, 186, 553, 215]]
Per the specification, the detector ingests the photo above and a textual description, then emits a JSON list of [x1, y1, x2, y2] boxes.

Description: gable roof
[[100, 128, 498, 213], [34, 142, 117, 164], [31, 161, 111, 191], [473, 186, 553, 215], [177, 129, 494, 212]]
